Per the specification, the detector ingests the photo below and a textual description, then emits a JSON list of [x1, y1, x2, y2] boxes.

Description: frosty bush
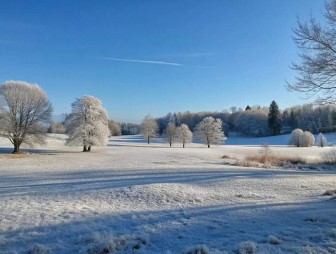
[[288, 129, 314, 147], [288, 128, 303, 147], [267, 235, 281, 245], [316, 132, 328, 147], [27, 244, 50, 254], [322, 148, 336, 164], [300, 131, 315, 147], [185, 245, 209, 254], [238, 241, 257, 254]]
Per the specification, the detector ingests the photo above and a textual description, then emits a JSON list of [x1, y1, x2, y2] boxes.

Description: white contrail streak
[[102, 57, 184, 66]]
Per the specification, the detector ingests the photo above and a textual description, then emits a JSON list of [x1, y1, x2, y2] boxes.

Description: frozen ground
[[0, 134, 335, 253]]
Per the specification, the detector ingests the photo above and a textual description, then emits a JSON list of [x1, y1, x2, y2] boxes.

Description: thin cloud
[[102, 57, 184, 66]]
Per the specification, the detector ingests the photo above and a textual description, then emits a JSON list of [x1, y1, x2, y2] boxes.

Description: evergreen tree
[[268, 100, 282, 135]]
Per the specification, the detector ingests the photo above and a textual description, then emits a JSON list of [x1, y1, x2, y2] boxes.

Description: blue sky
[[0, 0, 325, 123]]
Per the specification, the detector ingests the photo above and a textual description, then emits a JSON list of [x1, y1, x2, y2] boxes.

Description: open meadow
[[0, 134, 335, 254]]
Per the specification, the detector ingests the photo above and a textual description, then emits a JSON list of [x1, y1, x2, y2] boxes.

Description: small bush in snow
[[322, 148, 336, 164], [288, 128, 303, 147], [323, 189, 336, 196], [185, 245, 209, 254], [267, 235, 281, 245], [27, 244, 50, 254], [300, 131, 315, 147], [85, 234, 148, 254], [238, 241, 257, 254], [288, 129, 315, 147], [316, 133, 328, 147]]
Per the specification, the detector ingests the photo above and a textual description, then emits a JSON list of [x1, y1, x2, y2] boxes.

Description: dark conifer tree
[[268, 100, 282, 135]]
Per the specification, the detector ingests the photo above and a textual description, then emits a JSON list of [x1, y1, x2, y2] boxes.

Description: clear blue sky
[[0, 0, 325, 123]]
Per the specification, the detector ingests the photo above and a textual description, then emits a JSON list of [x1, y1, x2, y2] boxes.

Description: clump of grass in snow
[[85, 234, 148, 254], [323, 189, 336, 196], [238, 241, 257, 254], [322, 148, 336, 164], [185, 245, 210, 254], [267, 235, 281, 245], [27, 244, 50, 254], [245, 144, 305, 166], [221, 154, 235, 159]]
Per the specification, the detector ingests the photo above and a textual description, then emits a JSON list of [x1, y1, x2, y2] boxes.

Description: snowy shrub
[[323, 189, 336, 196], [322, 148, 336, 164], [244, 154, 306, 166], [185, 245, 209, 254], [267, 235, 281, 245], [238, 241, 257, 254], [27, 244, 50, 254], [288, 128, 303, 146], [316, 133, 328, 147], [288, 129, 314, 147], [299, 131, 315, 147], [85, 234, 148, 254]]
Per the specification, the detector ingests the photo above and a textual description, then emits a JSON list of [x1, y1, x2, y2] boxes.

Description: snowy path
[[0, 135, 335, 253]]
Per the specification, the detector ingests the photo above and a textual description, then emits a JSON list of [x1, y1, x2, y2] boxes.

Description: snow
[[0, 134, 335, 253]]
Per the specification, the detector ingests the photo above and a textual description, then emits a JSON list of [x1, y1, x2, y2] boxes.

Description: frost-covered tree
[[0, 81, 53, 153], [176, 124, 193, 148], [300, 131, 315, 147], [316, 132, 328, 147], [108, 120, 121, 136], [268, 100, 282, 135], [194, 117, 226, 148], [141, 114, 158, 144], [288, 128, 304, 147], [289, 128, 315, 147], [65, 96, 110, 152], [288, 0, 336, 104], [164, 122, 177, 147]]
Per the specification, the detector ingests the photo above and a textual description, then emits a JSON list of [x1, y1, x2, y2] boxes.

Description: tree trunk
[[148, 137, 150, 144], [169, 142, 172, 147], [88, 145, 91, 152], [83, 145, 87, 152], [12, 140, 21, 154], [183, 142, 185, 148], [208, 142, 210, 148]]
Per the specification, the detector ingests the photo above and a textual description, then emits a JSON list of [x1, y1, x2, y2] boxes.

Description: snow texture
[[0, 134, 335, 253]]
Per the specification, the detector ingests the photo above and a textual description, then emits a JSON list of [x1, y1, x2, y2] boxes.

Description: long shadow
[[0, 168, 335, 197], [1, 198, 335, 253]]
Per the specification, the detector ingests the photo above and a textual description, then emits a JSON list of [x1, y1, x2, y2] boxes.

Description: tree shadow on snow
[[1, 198, 335, 253]]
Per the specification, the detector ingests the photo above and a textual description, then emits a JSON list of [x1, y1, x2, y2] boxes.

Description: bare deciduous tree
[[141, 114, 158, 144], [288, 0, 336, 104], [0, 80, 53, 153], [194, 117, 226, 148], [65, 95, 110, 152], [176, 124, 193, 148]]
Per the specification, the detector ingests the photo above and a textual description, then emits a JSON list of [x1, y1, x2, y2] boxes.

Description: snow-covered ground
[[0, 134, 335, 253]]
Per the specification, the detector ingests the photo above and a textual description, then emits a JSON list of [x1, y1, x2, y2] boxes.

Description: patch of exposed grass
[[244, 154, 306, 166], [0, 153, 32, 160]]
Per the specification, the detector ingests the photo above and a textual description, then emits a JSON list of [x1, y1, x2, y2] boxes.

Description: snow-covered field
[[0, 134, 335, 253]]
